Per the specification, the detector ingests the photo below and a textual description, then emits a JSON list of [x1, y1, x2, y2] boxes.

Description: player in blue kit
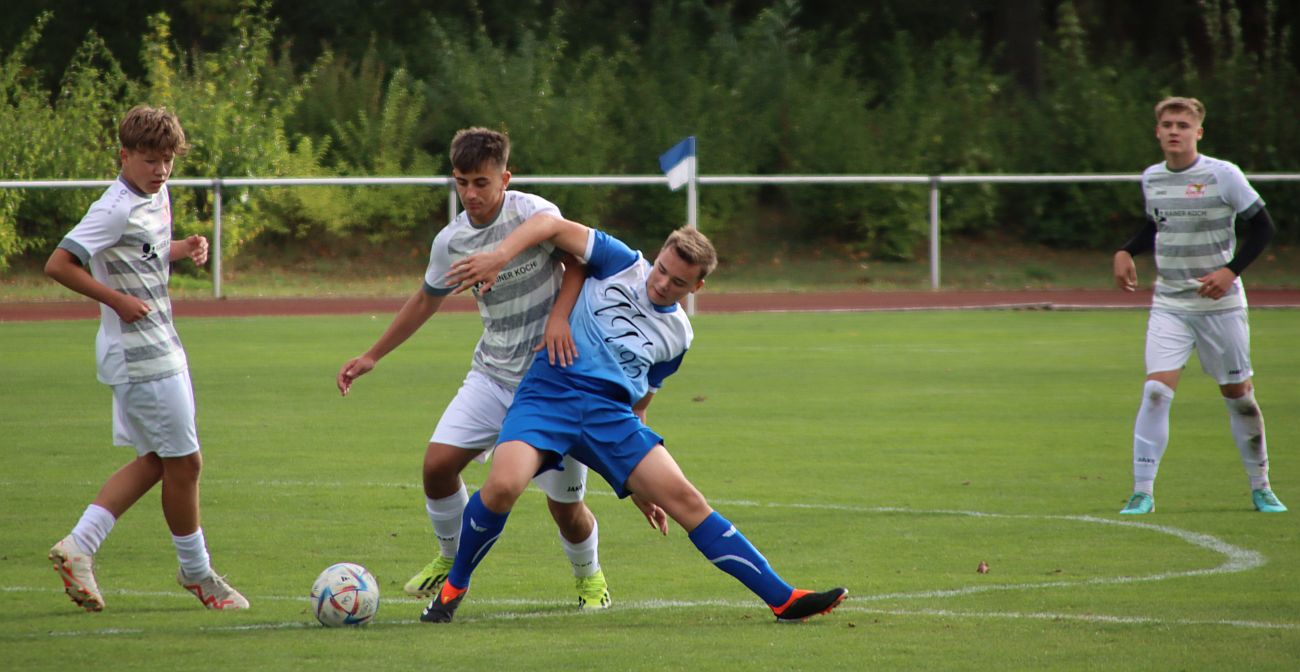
[[338, 127, 613, 609], [418, 219, 847, 623], [1113, 96, 1284, 515]]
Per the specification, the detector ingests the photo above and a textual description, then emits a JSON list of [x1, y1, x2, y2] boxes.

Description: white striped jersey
[[1142, 155, 1264, 313], [423, 191, 564, 389], [58, 177, 187, 384]]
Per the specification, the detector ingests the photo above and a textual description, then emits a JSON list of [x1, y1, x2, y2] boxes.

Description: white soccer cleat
[[49, 535, 105, 612], [178, 569, 250, 610]]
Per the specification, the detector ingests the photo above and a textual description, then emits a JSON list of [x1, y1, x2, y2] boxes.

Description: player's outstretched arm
[[447, 214, 591, 293], [337, 288, 444, 395], [45, 248, 151, 323]]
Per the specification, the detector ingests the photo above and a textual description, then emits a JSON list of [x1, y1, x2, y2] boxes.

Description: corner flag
[[658, 136, 696, 191]]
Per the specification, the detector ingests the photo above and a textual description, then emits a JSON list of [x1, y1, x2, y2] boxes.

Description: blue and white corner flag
[[658, 136, 696, 191]]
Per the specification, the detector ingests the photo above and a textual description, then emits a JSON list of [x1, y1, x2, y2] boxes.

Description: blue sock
[[688, 511, 793, 606], [448, 491, 510, 589]]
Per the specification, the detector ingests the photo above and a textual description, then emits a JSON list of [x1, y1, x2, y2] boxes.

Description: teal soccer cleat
[[1252, 488, 1288, 513], [1120, 492, 1154, 515]]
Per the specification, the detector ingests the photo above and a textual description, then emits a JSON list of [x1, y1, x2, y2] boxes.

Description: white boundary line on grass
[[10, 482, 1292, 635], [10, 595, 1298, 637]]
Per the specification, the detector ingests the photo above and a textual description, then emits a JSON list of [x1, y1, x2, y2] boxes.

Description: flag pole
[[686, 143, 698, 316]]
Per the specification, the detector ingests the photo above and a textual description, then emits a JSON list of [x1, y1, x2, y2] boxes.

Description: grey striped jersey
[[423, 191, 565, 389], [1142, 155, 1264, 313], [58, 177, 187, 384]]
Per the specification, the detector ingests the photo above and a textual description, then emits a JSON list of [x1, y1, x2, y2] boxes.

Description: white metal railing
[[6, 173, 1300, 304]]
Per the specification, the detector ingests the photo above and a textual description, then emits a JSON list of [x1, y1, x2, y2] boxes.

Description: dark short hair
[[450, 127, 509, 173], [119, 105, 189, 155]]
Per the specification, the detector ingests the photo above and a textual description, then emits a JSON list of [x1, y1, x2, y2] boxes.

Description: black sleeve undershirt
[[1118, 218, 1156, 257], [1226, 206, 1275, 276], [1118, 207, 1274, 276]]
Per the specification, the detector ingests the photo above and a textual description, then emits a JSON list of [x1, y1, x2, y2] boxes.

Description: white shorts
[[430, 370, 588, 504], [1145, 309, 1253, 385], [111, 370, 200, 458]]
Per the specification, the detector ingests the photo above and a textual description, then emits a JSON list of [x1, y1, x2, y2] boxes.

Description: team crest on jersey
[[141, 242, 159, 261], [1184, 182, 1207, 197]]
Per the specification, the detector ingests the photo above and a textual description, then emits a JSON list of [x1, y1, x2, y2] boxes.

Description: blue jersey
[[534, 230, 692, 403]]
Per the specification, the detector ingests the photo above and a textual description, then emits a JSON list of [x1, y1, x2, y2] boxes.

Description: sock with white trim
[[688, 511, 793, 607], [447, 491, 509, 589]]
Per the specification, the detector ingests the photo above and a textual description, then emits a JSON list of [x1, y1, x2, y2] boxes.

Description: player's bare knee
[[480, 475, 527, 513]]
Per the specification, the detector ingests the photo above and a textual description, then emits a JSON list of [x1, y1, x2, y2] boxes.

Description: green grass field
[[3, 310, 1298, 670]]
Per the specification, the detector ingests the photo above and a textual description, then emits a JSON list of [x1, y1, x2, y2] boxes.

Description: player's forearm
[[551, 255, 586, 322], [45, 249, 122, 307], [364, 289, 442, 361], [496, 214, 591, 262], [169, 239, 191, 260]]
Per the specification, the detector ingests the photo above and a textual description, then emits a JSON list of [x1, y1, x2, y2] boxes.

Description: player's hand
[[185, 235, 209, 266], [337, 355, 375, 396], [1196, 268, 1237, 300], [535, 317, 578, 367], [446, 250, 508, 295], [630, 492, 669, 536], [1113, 251, 1138, 291], [110, 293, 151, 323]]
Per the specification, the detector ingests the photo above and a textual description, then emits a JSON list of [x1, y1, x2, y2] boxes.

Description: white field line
[[9, 595, 1297, 638], [7, 480, 1290, 634]]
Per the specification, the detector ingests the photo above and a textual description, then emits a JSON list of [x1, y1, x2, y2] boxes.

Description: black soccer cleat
[[419, 581, 467, 623], [772, 587, 848, 623]]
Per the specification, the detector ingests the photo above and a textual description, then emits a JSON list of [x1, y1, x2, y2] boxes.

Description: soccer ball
[[310, 562, 379, 627]]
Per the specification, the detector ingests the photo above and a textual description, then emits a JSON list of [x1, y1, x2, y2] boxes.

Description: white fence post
[[929, 176, 940, 290], [212, 179, 223, 298]]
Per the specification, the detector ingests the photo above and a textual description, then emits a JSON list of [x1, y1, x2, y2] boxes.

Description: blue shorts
[[499, 370, 662, 498]]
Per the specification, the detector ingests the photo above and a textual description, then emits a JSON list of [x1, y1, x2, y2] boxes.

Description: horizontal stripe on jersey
[[1142, 155, 1262, 313], [424, 191, 564, 389]]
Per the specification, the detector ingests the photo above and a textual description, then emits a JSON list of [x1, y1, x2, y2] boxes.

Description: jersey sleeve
[[647, 351, 686, 391], [580, 230, 640, 280], [422, 227, 457, 296], [58, 197, 129, 265], [1215, 161, 1264, 216]]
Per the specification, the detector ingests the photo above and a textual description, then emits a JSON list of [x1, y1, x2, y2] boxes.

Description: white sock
[[426, 484, 469, 559], [1132, 380, 1175, 495], [172, 529, 211, 580], [1224, 391, 1270, 490], [562, 519, 600, 578], [71, 504, 116, 555]]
